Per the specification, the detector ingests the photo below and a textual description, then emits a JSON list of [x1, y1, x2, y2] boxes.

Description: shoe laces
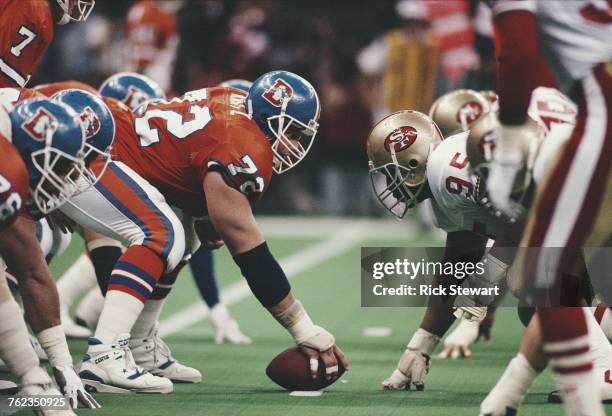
[[115, 340, 146, 375], [149, 329, 173, 366]]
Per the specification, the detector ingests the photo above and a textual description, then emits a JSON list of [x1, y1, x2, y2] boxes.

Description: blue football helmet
[[9, 98, 86, 214], [98, 72, 166, 111], [247, 71, 320, 174], [219, 79, 253, 93], [51, 89, 115, 188]]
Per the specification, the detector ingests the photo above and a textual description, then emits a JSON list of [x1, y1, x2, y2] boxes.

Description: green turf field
[[25, 217, 610, 415]]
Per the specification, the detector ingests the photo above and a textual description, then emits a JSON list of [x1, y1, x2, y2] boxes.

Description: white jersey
[[485, 0, 612, 92], [425, 87, 576, 237], [426, 131, 502, 238], [527, 87, 578, 183]]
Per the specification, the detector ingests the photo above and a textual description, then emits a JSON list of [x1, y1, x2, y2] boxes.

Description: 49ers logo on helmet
[[21, 107, 58, 142], [79, 106, 101, 140], [456, 101, 483, 125], [384, 126, 417, 153], [124, 86, 148, 110], [262, 79, 294, 107]]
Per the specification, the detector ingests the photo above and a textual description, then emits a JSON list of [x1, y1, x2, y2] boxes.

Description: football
[[266, 347, 346, 391]]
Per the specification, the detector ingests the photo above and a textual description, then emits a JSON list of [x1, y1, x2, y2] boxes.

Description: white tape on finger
[[309, 358, 319, 373], [325, 365, 339, 375]]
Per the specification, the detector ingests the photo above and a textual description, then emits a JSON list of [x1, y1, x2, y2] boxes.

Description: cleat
[[131, 323, 202, 384], [78, 333, 173, 394]]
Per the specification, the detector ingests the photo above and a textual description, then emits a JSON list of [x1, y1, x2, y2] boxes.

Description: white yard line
[[159, 222, 375, 337]]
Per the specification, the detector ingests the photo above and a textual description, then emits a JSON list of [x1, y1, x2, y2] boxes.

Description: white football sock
[[545, 333, 605, 416], [94, 290, 144, 344], [75, 287, 105, 329], [131, 299, 165, 339], [0, 298, 40, 378], [487, 353, 536, 408], [56, 253, 97, 308]]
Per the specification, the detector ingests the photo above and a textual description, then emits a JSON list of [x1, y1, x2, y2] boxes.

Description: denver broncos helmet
[[51, 89, 115, 188], [9, 98, 86, 214], [247, 71, 320, 174], [99, 72, 166, 111]]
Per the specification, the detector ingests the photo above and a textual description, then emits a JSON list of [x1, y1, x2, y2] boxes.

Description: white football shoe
[[78, 333, 173, 394], [130, 323, 202, 384], [60, 305, 92, 339], [209, 303, 252, 344]]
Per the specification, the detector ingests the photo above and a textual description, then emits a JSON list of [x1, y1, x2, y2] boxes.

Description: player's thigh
[[61, 162, 186, 270]]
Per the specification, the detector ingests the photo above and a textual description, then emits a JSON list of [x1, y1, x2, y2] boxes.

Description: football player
[[0, 0, 94, 88], [51, 71, 347, 394], [484, 1, 611, 414], [0, 98, 99, 411]]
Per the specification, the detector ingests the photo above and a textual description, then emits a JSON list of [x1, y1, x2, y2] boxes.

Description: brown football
[[265, 346, 346, 391]]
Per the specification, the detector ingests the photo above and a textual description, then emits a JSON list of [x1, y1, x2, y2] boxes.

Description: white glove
[[53, 365, 101, 409], [486, 124, 525, 221], [436, 320, 480, 359], [296, 325, 335, 351], [209, 304, 252, 344], [382, 329, 439, 391]]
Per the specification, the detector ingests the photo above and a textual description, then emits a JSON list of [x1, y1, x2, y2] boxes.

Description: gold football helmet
[[367, 110, 443, 219], [466, 111, 545, 221], [428, 89, 491, 137]]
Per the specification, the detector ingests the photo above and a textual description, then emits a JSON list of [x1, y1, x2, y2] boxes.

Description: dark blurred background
[[36, 0, 496, 217]]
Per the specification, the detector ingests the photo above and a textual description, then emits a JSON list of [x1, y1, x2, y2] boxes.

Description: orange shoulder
[[34, 80, 98, 97], [0, 136, 29, 230]]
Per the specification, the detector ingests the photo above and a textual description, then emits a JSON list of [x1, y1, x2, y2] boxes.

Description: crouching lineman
[[47, 71, 347, 393], [366, 88, 612, 403], [0, 98, 99, 412]]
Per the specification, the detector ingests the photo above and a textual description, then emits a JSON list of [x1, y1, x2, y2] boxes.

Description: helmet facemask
[[368, 143, 431, 220], [56, 0, 95, 25], [65, 142, 111, 192], [29, 130, 85, 214], [265, 97, 318, 174]]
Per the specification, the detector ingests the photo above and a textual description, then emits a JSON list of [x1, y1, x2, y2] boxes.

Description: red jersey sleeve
[[193, 121, 274, 202], [488, 0, 558, 124], [34, 80, 99, 97], [0, 0, 54, 88], [0, 136, 29, 231]]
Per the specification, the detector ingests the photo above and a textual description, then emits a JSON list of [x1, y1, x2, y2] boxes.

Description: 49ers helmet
[[466, 111, 545, 221], [367, 110, 443, 219], [428, 89, 491, 137]]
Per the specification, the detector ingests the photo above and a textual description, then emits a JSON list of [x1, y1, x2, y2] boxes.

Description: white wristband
[[407, 328, 440, 355], [273, 300, 317, 344], [36, 325, 72, 368]]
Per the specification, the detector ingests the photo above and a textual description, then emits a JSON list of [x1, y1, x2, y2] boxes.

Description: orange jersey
[[0, 135, 29, 231], [124, 0, 178, 71], [34, 80, 99, 97], [0, 87, 44, 108], [112, 87, 273, 216], [0, 0, 54, 88]]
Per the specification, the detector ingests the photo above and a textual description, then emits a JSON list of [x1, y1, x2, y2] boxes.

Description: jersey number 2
[[135, 104, 212, 147]]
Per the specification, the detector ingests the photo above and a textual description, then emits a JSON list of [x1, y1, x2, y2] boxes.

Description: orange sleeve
[[0, 1, 53, 88], [0, 137, 29, 231]]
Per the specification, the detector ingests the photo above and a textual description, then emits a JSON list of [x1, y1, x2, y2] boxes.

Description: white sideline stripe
[[159, 224, 372, 337]]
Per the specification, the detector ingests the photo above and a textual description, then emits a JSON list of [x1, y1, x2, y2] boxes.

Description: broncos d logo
[[79, 106, 101, 140], [384, 126, 417, 153], [262, 79, 294, 107], [21, 107, 58, 142]]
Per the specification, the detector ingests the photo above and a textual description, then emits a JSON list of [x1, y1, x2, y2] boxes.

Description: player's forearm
[[494, 11, 556, 125]]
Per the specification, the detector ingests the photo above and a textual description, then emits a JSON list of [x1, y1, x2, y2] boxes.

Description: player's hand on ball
[[382, 349, 430, 391], [296, 326, 349, 381], [53, 365, 101, 409]]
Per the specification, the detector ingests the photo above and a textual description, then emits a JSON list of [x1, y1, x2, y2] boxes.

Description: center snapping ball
[[265, 347, 346, 391]]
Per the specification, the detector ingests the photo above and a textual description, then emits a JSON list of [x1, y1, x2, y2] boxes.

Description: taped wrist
[[36, 325, 72, 368], [273, 300, 314, 342], [407, 328, 440, 355], [233, 242, 291, 307]]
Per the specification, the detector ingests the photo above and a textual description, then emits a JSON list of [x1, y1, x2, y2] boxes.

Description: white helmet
[[367, 110, 443, 219]]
